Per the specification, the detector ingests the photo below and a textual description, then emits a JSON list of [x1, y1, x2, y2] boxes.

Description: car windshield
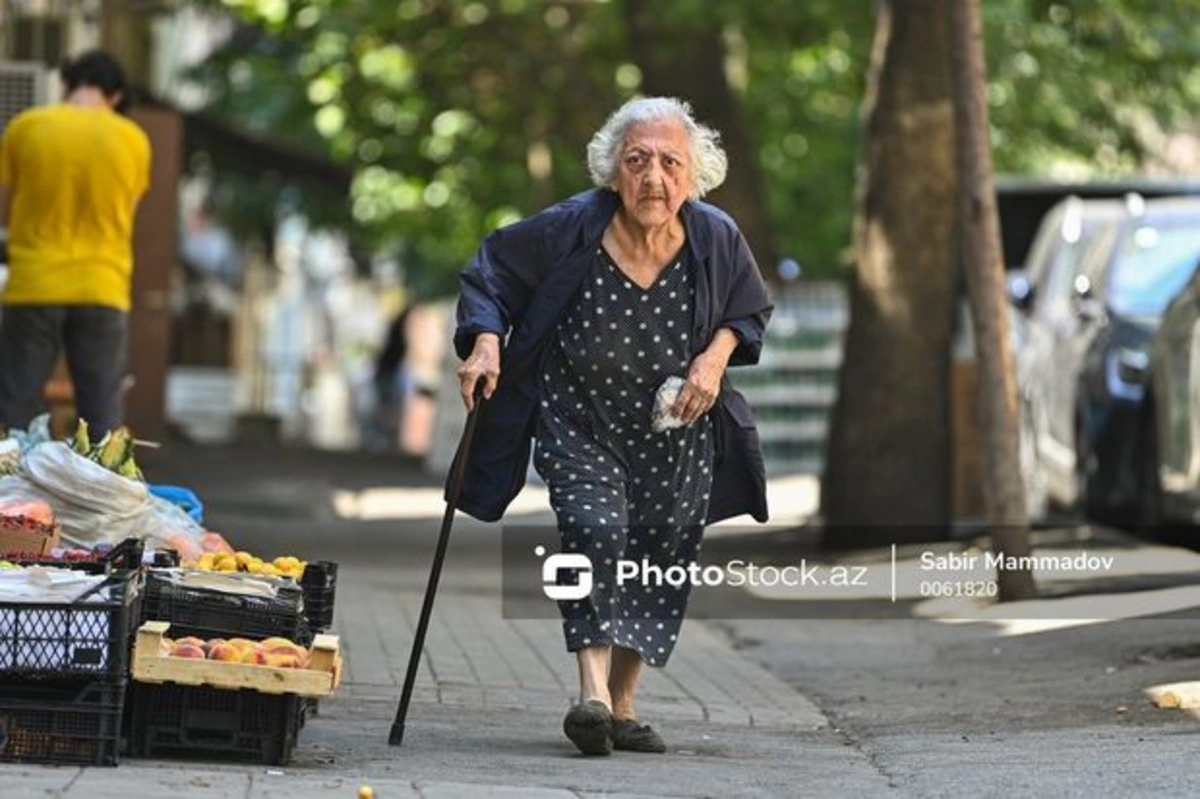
[[1108, 222, 1200, 318]]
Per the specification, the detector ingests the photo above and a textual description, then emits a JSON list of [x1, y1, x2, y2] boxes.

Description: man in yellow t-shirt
[[0, 50, 151, 439]]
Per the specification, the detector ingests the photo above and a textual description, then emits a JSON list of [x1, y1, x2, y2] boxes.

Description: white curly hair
[[586, 97, 727, 200]]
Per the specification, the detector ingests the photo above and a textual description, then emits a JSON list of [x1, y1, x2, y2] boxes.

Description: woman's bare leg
[[576, 646, 612, 708], [608, 646, 644, 721]]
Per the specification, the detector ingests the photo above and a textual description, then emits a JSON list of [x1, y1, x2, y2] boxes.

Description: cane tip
[[387, 723, 405, 746]]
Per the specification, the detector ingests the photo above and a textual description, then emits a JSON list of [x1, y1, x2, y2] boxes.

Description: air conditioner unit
[[0, 61, 50, 135]]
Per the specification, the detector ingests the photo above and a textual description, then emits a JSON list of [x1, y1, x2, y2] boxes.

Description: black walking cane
[[389, 383, 487, 746]]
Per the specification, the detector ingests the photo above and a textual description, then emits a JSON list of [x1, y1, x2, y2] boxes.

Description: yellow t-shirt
[[0, 104, 151, 311]]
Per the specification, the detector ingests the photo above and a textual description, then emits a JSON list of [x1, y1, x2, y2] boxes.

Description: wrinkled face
[[613, 118, 695, 229]]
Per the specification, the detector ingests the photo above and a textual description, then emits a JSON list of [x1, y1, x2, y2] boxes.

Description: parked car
[[1014, 195, 1200, 524], [1142, 249, 1200, 532], [1009, 196, 1123, 520]]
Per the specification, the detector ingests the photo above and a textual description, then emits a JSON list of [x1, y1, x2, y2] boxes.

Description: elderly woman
[[454, 97, 772, 756]]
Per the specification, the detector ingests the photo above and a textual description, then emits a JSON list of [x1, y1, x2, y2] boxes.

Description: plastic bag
[[147, 484, 205, 524], [5, 414, 52, 453], [22, 442, 150, 515], [14, 442, 154, 548], [651, 376, 689, 432], [0, 442, 229, 558]]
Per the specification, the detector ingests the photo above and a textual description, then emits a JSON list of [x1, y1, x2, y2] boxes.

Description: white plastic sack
[[22, 442, 149, 513], [0, 442, 211, 554], [15, 442, 152, 547]]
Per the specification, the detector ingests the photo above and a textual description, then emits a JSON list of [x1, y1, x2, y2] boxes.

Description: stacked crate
[[299, 561, 338, 638], [297, 561, 337, 723], [0, 564, 140, 766], [126, 568, 308, 764]]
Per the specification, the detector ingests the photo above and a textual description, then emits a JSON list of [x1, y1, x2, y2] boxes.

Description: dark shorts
[[0, 304, 129, 438]]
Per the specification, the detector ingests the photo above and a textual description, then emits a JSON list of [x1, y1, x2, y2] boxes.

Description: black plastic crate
[[0, 571, 138, 680], [300, 561, 337, 632], [0, 678, 125, 766], [299, 696, 320, 727], [125, 682, 300, 765], [142, 569, 305, 643]]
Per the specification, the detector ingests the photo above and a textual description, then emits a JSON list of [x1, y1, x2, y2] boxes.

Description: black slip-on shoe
[[611, 718, 666, 753], [563, 700, 613, 756]]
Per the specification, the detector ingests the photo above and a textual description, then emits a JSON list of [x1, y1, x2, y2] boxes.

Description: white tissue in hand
[[652, 376, 688, 432]]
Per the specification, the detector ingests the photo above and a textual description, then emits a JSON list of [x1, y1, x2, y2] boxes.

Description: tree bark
[[821, 1, 957, 544], [948, 0, 1036, 600], [622, 0, 777, 274]]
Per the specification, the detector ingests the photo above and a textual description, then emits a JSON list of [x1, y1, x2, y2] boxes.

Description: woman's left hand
[[672, 328, 740, 425]]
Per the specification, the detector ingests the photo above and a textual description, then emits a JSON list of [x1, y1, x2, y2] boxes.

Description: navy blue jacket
[[449, 188, 773, 524]]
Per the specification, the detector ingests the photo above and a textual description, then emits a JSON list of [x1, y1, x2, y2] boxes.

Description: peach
[[259, 637, 297, 650], [207, 642, 240, 662], [263, 651, 303, 669], [260, 639, 308, 662], [227, 638, 257, 654], [175, 636, 205, 650], [241, 647, 268, 665], [171, 642, 206, 659], [266, 643, 309, 662]]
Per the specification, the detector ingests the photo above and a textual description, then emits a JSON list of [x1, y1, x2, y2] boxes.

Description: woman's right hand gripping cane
[[458, 332, 501, 411]]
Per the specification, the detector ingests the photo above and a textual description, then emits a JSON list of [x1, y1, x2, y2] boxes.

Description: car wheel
[[1019, 403, 1048, 523], [1074, 418, 1102, 523], [1138, 405, 1169, 540]]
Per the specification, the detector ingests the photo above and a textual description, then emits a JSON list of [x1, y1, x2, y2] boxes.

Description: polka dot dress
[[534, 245, 714, 667]]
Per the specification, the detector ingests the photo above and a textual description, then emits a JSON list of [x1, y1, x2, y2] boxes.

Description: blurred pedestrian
[[454, 97, 772, 755], [372, 304, 413, 450], [0, 50, 151, 439]]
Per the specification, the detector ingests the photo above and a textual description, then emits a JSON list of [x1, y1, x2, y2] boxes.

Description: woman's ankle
[[610, 699, 636, 721], [581, 690, 612, 711]]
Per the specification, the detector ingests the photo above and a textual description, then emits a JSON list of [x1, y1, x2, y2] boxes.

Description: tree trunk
[[948, 0, 1036, 601], [821, 1, 957, 544], [622, 0, 777, 273]]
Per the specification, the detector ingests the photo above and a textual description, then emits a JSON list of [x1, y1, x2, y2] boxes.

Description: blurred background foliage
[[185, 0, 1200, 294]]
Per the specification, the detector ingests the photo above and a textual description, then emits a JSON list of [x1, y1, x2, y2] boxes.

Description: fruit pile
[[162, 635, 310, 669], [69, 420, 143, 481], [188, 551, 307, 579], [0, 500, 56, 530], [6, 549, 95, 563]]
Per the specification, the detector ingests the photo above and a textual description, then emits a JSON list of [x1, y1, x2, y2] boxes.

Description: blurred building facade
[[0, 0, 419, 452]]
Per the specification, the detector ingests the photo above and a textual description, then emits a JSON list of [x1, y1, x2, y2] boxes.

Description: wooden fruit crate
[[131, 622, 343, 697]]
